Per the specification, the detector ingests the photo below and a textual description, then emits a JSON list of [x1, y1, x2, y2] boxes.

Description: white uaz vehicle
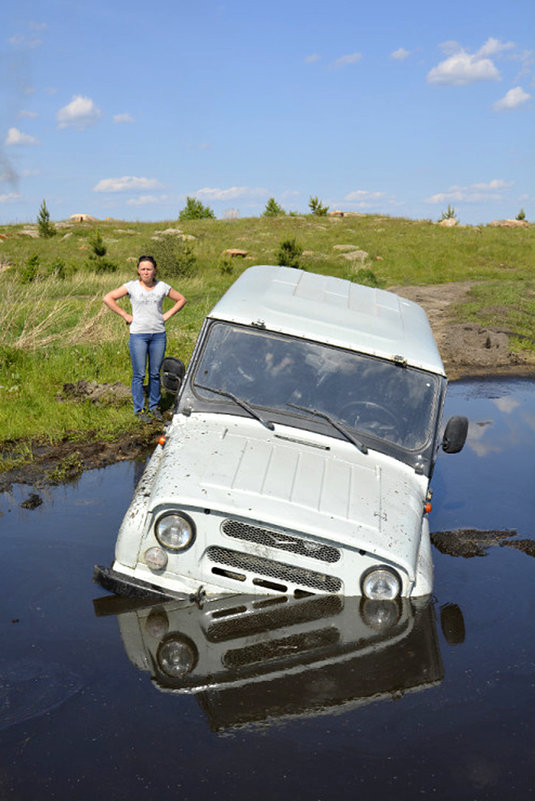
[[94, 265, 468, 602], [110, 594, 444, 730]]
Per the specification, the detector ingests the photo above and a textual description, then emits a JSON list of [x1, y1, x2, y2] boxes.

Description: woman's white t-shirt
[[124, 280, 171, 334]]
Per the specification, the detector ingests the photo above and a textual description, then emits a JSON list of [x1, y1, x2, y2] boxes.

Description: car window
[[193, 322, 441, 451]]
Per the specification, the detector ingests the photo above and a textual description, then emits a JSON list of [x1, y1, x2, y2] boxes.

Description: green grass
[[453, 279, 535, 351], [0, 212, 533, 465]]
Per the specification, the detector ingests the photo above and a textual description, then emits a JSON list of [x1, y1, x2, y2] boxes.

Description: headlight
[[157, 635, 198, 678], [145, 609, 170, 640], [361, 599, 401, 631], [144, 546, 168, 571], [361, 567, 401, 600], [155, 512, 196, 552]]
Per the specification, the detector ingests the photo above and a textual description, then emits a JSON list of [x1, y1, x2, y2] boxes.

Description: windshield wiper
[[196, 384, 275, 431], [286, 402, 368, 454]]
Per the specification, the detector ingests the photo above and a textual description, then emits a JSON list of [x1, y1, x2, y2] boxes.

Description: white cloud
[[471, 179, 512, 191], [56, 95, 102, 130], [427, 38, 517, 86], [477, 37, 515, 57], [195, 186, 267, 201], [305, 54, 321, 64], [9, 34, 43, 49], [345, 190, 385, 205], [93, 176, 163, 193], [512, 49, 534, 81], [391, 48, 411, 61], [427, 51, 500, 85], [439, 40, 463, 56], [5, 127, 40, 146], [126, 194, 168, 206], [17, 110, 38, 119], [332, 52, 363, 68], [113, 113, 134, 124], [493, 86, 530, 111], [426, 179, 513, 204], [0, 192, 22, 203]]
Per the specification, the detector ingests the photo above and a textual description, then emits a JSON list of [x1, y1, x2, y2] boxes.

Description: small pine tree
[[276, 238, 303, 269], [263, 197, 285, 217], [516, 209, 526, 221], [87, 230, 118, 273], [308, 196, 329, 216], [440, 204, 457, 220], [178, 197, 215, 220], [37, 199, 56, 238], [89, 229, 107, 258]]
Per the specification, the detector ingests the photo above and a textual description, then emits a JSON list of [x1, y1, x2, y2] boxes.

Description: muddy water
[[1, 378, 533, 801]]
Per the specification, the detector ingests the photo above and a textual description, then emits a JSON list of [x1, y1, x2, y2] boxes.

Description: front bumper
[[93, 564, 192, 603]]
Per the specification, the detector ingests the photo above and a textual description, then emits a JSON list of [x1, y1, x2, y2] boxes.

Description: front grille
[[223, 628, 340, 669], [221, 519, 340, 564], [206, 546, 342, 593], [207, 594, 343, 643]]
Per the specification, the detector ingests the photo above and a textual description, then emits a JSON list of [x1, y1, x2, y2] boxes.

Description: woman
[[103, 255, 186, 422]]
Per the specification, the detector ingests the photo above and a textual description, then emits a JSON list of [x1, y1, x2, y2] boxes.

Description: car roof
[[208, 265, 446, 376]]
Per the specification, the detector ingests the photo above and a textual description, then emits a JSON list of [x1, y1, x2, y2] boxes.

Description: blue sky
[[1, 0, 534, 225]]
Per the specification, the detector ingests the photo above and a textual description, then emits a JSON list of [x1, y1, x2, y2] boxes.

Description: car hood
[[148, 414, 429, 576]]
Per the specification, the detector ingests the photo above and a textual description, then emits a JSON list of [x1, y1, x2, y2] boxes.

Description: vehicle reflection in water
[[95, 592, 458, 732]]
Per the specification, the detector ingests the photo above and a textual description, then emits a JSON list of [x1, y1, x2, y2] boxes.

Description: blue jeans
[[128, 332, 167, 413]]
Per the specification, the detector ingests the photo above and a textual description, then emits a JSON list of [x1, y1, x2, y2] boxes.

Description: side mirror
[[442, 415, 468, 454], [440, 603, 466, 645], [161, 357, 185, 394]]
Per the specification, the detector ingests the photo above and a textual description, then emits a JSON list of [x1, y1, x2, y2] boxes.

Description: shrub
[[263, 198, 285, 217], [178, 196, 215, 220], [37, 199, 56, 238], [94, 258, 118, 274], [47, 258, 67, 279], [149, 235, 197, 278], [276, 238, 303, 269], [516, 209, 526, 221], [350, 268, 385, 288], [18, 254, 40, 283], [308, 196, 329, 216], [219, 258, 233, 275]]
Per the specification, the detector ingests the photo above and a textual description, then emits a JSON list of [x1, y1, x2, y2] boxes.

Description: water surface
[[1, 378, 533, 800]]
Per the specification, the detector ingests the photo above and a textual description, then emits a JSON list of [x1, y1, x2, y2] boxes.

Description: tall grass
[[0, 213, 533, 457]]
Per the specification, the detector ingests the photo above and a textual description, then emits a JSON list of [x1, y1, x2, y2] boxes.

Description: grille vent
[[207, 594, 343, 643], [223, 628, 340, 669], [206, 546, 342, 594], [221, 519, 340, 563]]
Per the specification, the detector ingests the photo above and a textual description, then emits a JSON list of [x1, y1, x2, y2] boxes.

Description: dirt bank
[[1, 281, 533, 494], [391, 282, 535, 380], [0, 428, 158, 493]]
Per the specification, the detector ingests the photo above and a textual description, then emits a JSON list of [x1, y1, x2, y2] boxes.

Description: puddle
[[0, 378, 533, 800]]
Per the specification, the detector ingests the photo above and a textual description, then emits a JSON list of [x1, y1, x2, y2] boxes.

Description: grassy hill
[[0, 212, 533, 466]]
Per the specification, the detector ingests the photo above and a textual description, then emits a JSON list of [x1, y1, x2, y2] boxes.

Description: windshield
[[191, 322, 442, 452]]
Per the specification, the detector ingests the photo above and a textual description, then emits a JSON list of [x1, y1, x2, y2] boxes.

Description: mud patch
[[0, 428, 158, 494], [501, 538, 535, 558], [57, 380, 131, 406], [20, 492, 43, 509], [430, 528, 527, 558]]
